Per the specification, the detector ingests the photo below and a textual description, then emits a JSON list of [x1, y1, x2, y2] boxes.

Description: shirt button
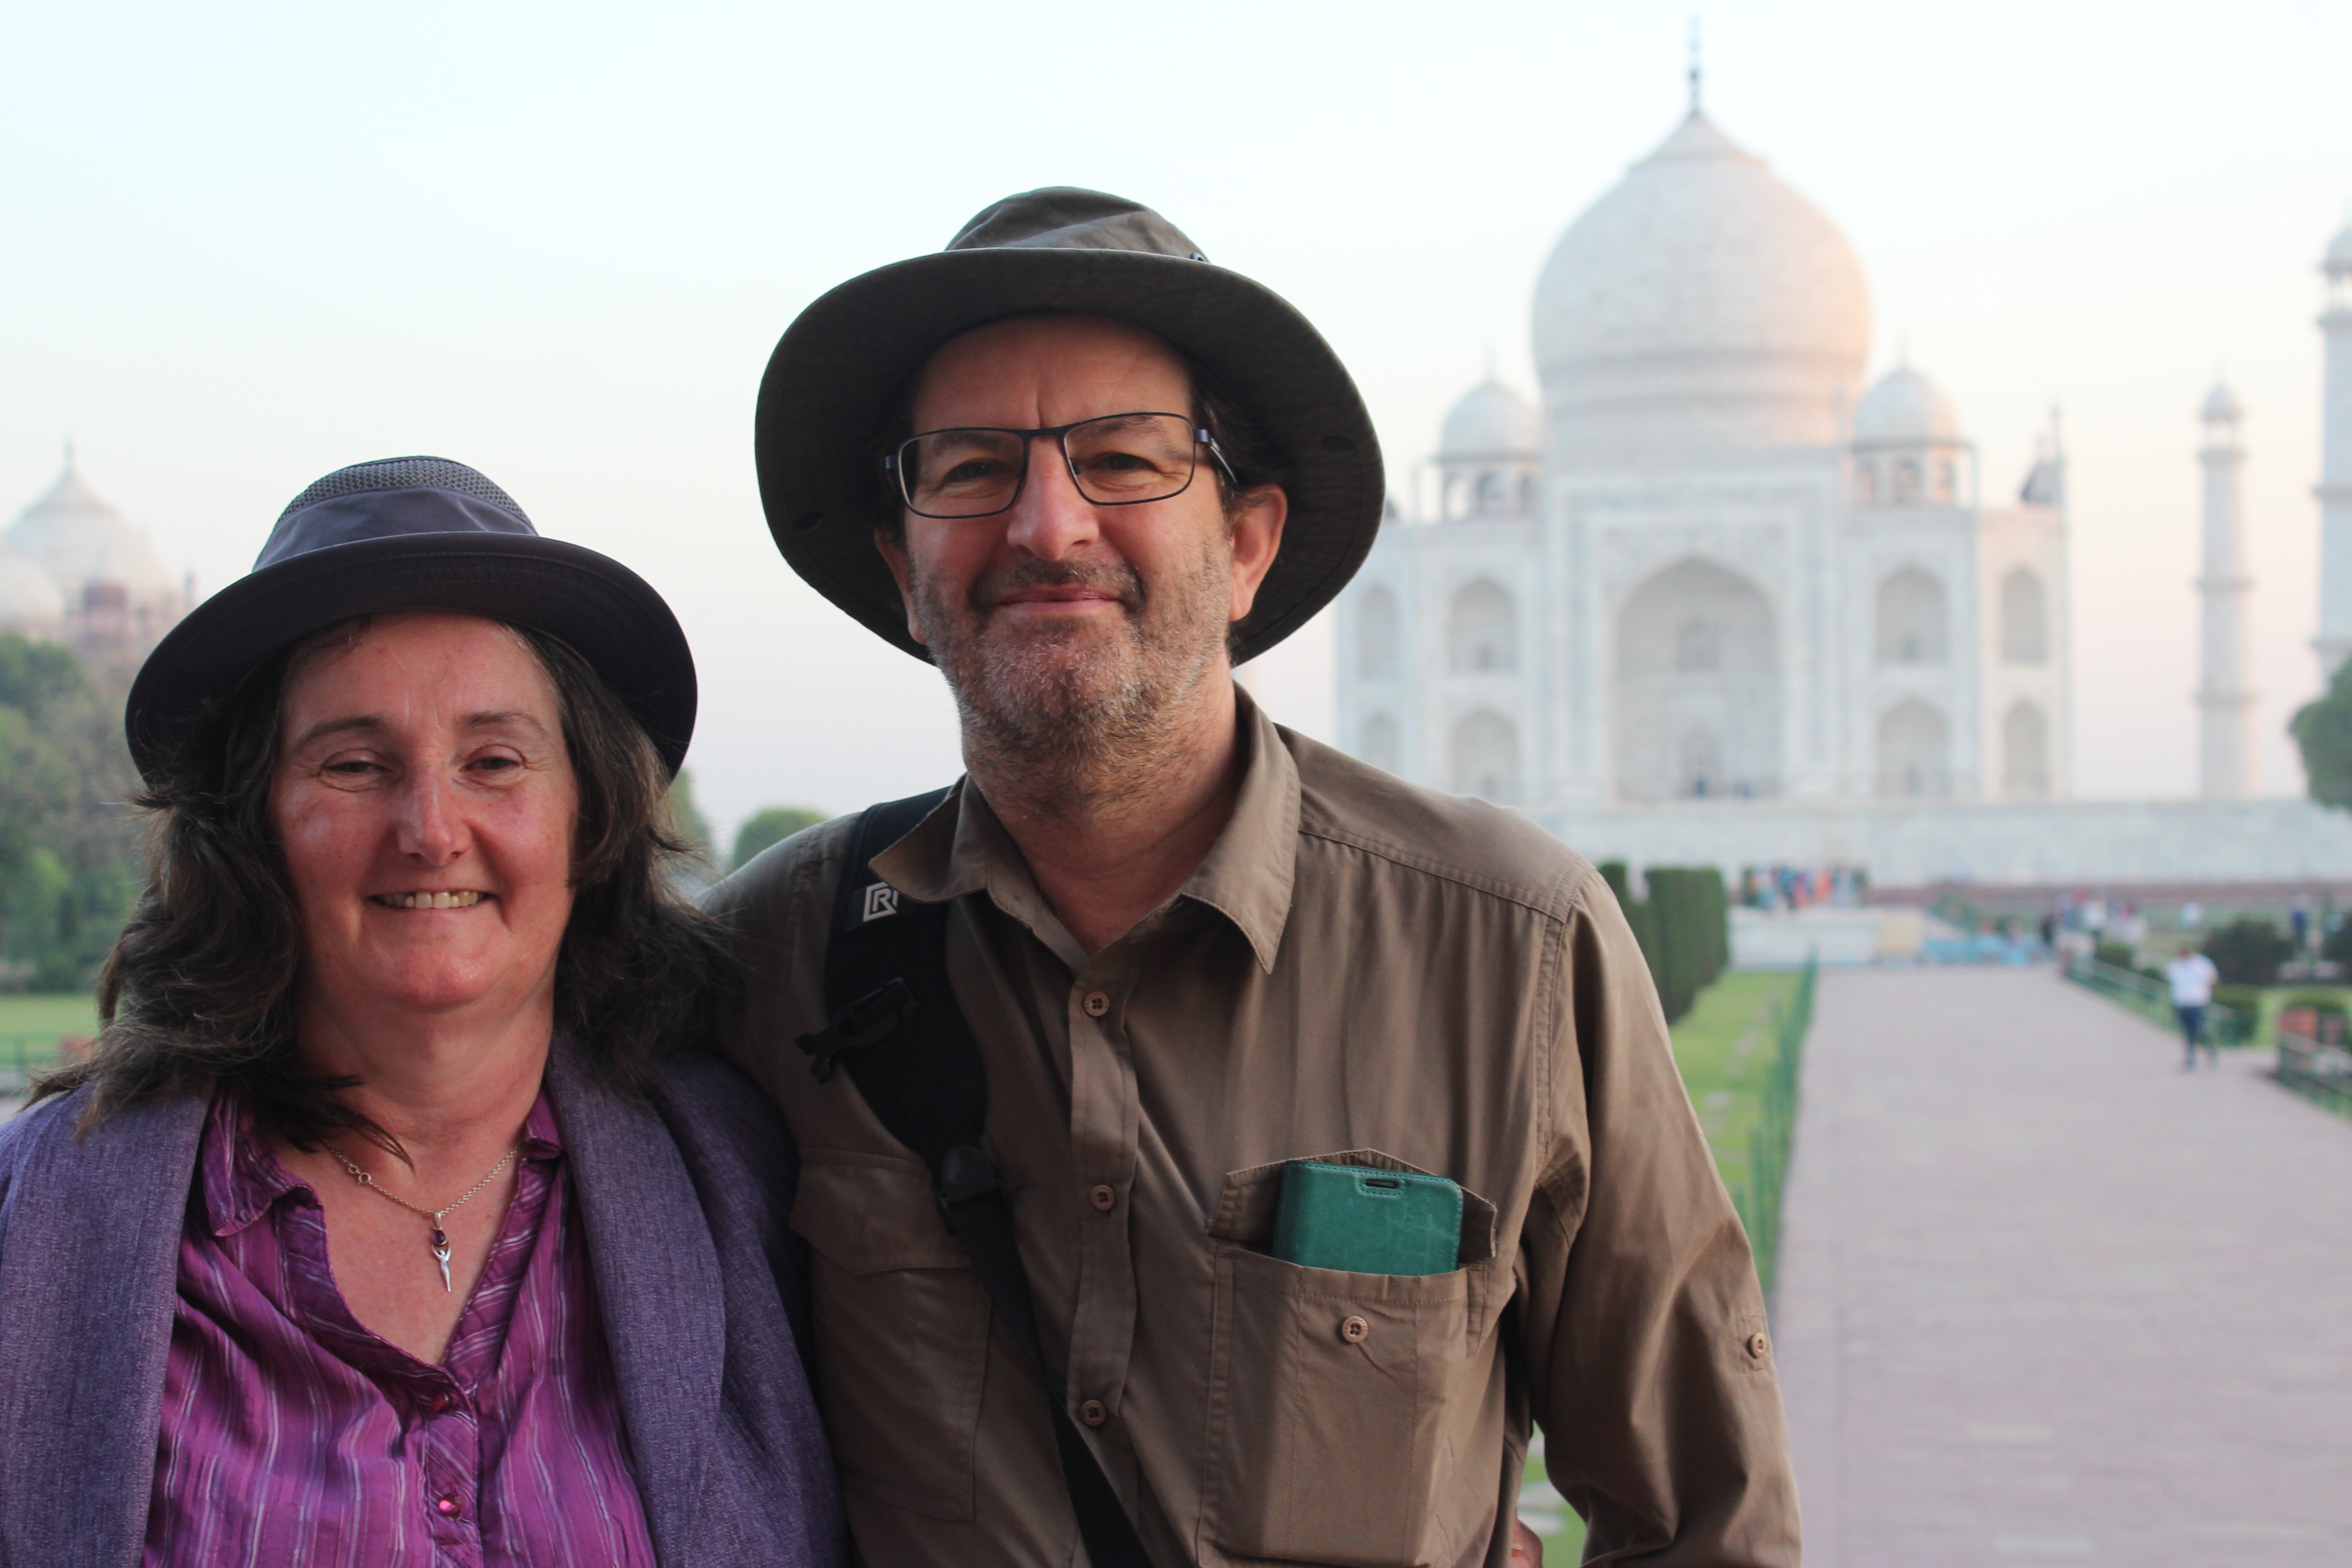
[[434, 1494, 461, 1517], [1082, 991, 1111, 1018], [1747, 1331, 1771, 1359], [1340, 1315, 1371, 1344], [424, 1392, 452, 1415], [1090, 1184, 1117, 1212], [1080, 1398, 1109, 1427]]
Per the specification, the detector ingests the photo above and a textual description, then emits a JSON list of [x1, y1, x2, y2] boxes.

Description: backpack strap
[[796, 790, 1153, 1568]]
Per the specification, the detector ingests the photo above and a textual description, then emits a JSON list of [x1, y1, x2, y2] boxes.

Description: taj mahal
[[1334, 99, 2352, 887]]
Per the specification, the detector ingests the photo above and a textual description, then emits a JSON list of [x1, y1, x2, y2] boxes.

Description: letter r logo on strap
[[861, 883, 901, 923]]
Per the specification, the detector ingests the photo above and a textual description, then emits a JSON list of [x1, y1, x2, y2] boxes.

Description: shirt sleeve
[[1516, 871, 1802, 1565]]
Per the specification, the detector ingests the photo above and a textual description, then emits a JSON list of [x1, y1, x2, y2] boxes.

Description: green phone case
[[1271, 1160, 1463, 1277]]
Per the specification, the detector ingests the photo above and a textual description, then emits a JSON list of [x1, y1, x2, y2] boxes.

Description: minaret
[[2197, 382, 2256, 797], [2318, 223, 2352, 676]]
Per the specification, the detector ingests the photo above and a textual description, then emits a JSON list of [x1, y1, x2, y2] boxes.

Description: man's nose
[[395, 772, 469, 865], [1002, 435, 1101, 560]]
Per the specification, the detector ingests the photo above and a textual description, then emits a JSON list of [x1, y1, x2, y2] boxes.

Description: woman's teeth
[[379, 891, 486, 910]]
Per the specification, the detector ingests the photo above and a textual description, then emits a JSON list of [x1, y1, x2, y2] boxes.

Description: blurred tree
[[0, 635, 143, 991], [2293, 661, 2352, 810], [2200, 917, 2296, 988], [664, 769, 715, 862], [731, 806, 826, 872]]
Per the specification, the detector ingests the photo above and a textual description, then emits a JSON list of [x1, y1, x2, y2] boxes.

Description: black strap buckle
[[934, 1143, 1003, 1230], [795, 978, 919, 1083]]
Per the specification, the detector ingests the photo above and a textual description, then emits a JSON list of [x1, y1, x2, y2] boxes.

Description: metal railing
[[0, 1034, 66, 1095], [1731, 956, 1815, 1296], [2277, 1028, 2352, 1117], [2063, 957, 2250, 1046]]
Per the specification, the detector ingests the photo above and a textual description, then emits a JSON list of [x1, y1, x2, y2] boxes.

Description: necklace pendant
[[431, 1228, 452, 1293]]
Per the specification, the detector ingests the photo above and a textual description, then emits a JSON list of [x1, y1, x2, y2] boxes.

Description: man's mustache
[[968, 557, 1144, 617]]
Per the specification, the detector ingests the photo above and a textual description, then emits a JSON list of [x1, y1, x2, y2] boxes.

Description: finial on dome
[[61, 436, 75, 473], [1687, 15, 1702, 113]]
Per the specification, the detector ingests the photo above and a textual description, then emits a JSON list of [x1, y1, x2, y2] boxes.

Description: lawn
[[0, 992, 98, 1043], [1524, 968, 1805, 1561]]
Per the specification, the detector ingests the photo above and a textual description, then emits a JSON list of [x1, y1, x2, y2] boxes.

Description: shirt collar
[[871, 686, 1299, 973], [197, 1079, 565, 1240]]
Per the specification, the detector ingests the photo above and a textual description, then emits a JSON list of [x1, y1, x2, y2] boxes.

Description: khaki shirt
[[708, 695, 1798, 1568]]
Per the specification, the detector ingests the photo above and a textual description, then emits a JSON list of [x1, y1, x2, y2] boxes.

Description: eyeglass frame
[[882, 411, 1240, 520]]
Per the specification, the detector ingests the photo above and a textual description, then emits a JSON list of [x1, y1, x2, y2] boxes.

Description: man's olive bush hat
[[125, 457, 697, 782], [754, 187, 1386, 665]]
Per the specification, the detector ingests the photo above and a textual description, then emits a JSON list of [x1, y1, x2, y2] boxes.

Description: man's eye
[[940, 458, 1008, 485], [1086, 450, 1151, 472], [324, 760, 379, 776]]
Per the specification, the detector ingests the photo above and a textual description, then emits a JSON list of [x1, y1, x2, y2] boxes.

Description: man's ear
[[873, 526, 928, 646], [1225, 485, 1289, 623]]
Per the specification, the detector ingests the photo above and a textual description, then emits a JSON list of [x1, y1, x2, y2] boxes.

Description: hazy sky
[[5, 0, 2347, 842]]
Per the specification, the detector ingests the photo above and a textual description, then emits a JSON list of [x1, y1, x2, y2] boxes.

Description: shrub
[[1595, 862, 1730, 1026], [2201, 918, 2297, 987], [2093, 939, 2137, 972]]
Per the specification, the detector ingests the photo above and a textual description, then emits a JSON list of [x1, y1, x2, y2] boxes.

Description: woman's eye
[[323, 759, 379, 777]]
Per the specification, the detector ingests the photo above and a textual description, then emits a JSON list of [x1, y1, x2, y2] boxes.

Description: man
[[712, 188, 1798, 1567], [2167, 943, 2221, 1069]]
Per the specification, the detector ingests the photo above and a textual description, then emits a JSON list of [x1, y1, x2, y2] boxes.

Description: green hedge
[[1599, 862, 1731, 1024]]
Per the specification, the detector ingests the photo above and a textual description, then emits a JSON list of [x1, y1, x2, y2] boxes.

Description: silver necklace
[[333, 1143, 522, 1292]]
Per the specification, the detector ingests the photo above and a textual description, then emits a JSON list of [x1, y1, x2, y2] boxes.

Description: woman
[[0, 458, 843, 1567]]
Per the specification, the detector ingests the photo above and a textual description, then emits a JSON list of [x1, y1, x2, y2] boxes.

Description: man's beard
[[913, 538, 1235, 816]]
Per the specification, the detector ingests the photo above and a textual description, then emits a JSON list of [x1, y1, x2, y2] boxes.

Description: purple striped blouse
[[143, 1087, 657, 1567]]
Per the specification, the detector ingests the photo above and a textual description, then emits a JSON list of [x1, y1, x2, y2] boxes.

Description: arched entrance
[[1613, 558, 1780, 801]]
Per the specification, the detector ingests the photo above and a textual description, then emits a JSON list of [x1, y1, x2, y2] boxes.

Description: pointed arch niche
[[2000, 568, 2049, 665], [1876, 700, 1952, 798], [1875, 567, 1947, 666], [1449, 710, 1521, 803], [1613, 558, 1781, 802], [2002, 700, 2050, 798], [1448, 579, 1519, 672], [1356, 584, 1400, 679]]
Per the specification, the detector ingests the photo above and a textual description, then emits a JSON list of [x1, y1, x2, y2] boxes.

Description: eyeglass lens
[[898, 413, 1200, 518]]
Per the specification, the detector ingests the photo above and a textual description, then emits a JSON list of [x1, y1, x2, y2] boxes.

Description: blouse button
[[1080, 1399, 1108, 1427], [434, 1494, 461, 1518], [1082, 991, 1111, 1018], [424, 1392, 451, 1415], [1090, 1184, 1117, 1212]]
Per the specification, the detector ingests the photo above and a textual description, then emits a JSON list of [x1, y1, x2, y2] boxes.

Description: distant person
[[2180, 899, 2203, 931], [712, 189, 1798, 1566], [2166, 943, 2222, 1069], [2290, 895, 2312, 953], [0, 461, 843, 1566]]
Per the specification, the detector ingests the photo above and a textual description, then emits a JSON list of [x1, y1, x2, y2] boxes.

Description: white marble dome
[[1441, 378, 1539, 456], [1854, 365, 1960, 445], [1533, 111, 1872, 458], [0, 538, 65, 631], [7, 463, 177, 606], [2201, 380, 2243, 423]]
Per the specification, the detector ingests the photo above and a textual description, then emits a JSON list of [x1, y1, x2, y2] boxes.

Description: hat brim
[[126, 532, 698, 782], [755, 246, 1384, 665]]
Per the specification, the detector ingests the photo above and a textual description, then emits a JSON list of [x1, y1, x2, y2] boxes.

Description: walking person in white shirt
[[2166, 944, 2222, 1069]]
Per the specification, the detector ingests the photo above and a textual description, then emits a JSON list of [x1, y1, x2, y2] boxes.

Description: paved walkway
[[1775, 967, 2352, 1566]]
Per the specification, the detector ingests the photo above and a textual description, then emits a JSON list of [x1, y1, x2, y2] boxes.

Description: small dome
[[7, 461, 178, 605], [2201, 380, 2242, 422], [1853, 365, 1960, 445], [1441, 378, 1539, 456], [0, 539, 65, 629], [2326, 224, 2352, 273]]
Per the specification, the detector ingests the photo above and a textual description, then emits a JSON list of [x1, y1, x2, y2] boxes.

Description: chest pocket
[[1199, 1149, 1510, 1568], [789, 1150, 990, 1521]]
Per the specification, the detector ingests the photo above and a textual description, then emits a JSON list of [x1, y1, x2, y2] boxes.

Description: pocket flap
[[789, 1151, 970, 1274], [1209, 1147, 1499, 1266]]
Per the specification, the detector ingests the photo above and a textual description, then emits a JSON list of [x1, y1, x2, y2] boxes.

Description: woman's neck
[[292, 990, 554, 1163]]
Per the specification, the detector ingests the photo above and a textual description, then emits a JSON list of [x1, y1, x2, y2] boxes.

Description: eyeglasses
[[886, 412, 1236, 519]]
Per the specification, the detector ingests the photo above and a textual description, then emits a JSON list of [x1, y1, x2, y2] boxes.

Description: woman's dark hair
[[38, 616, 725, 1154]]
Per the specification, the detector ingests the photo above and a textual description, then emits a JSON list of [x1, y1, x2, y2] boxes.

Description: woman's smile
[[368, 890, 493, 911]]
